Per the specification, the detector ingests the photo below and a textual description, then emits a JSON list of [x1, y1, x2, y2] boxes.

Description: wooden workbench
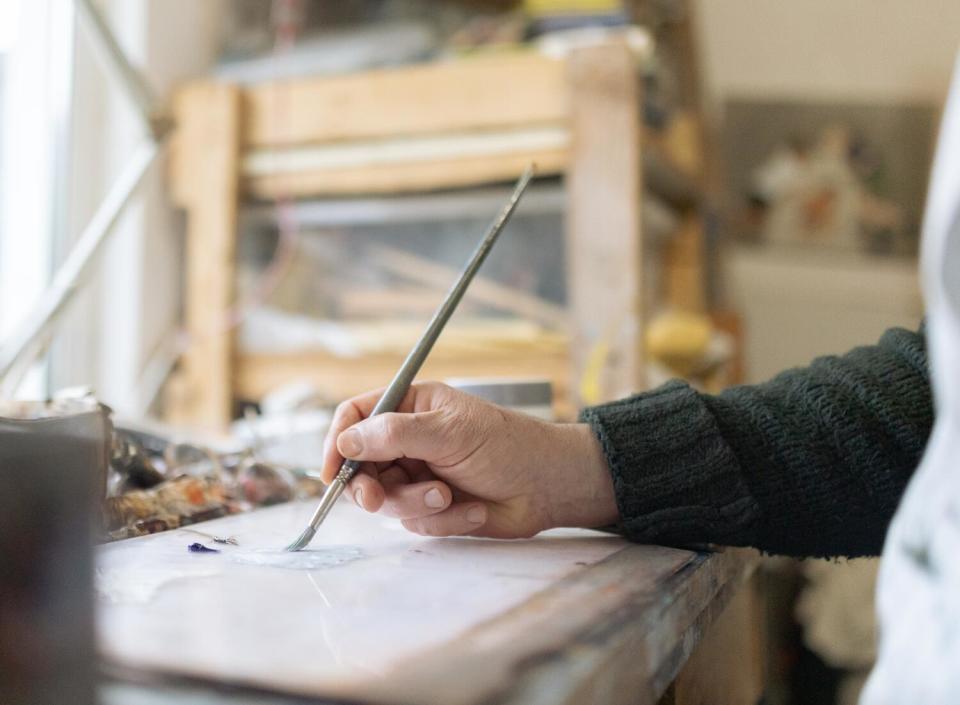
[[97, 501, 762, 705]]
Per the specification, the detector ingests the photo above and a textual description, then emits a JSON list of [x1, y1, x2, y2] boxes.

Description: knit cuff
[[580, 380, 760, 547]]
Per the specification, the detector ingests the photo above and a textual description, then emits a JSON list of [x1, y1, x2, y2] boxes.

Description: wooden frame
[[166, 43, 646, 428]]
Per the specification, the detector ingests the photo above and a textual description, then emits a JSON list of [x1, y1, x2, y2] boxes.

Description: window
[[0, 0, 74, 398]]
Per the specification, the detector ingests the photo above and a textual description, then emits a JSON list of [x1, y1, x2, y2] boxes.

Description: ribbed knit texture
[[581, 326, 933, 558]]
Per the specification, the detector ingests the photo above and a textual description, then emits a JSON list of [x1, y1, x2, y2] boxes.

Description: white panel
[[727, 246, 923, 384], [695, 0, 960, 105]]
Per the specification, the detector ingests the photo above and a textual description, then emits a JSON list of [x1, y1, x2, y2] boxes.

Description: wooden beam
[[235, 348, 574, 420], [245, 149, 567, 199], [243, 126, 569, 176], [165, 82, 241, 430], [565, 42, 645, 405], [242, 52, 569, 149]]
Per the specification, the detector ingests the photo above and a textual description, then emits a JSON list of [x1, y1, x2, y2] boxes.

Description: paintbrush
[[286, 165, 536, 551]]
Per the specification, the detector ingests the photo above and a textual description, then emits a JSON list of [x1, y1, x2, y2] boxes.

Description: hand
[[320, 382, 619, 539]]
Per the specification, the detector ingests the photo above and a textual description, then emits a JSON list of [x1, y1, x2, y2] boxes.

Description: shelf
[[236, 347, 573, 419], [168, 42, 650, 427]]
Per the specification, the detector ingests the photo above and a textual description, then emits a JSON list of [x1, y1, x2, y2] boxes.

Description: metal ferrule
[[308, 477, 347, 529]]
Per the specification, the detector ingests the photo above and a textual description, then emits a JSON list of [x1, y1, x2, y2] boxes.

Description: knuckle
[[419, 381, 454, 408], [381, 415, 404, 448], [333, 401, 354, 427], [412, 515, 436, 536], [418, 381, 445, 395], [406, 412, 427, 439], [334, 399, 352, 416], [385, 494, 411, 515], [401, 519, 417, 534]]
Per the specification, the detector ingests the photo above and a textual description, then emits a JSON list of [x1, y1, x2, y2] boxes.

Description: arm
[[582, 326, 933, 557]]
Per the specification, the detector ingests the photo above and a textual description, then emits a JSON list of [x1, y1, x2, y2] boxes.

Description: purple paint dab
[[188, 542, 220, 554]]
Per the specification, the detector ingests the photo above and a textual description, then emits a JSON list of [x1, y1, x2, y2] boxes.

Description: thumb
[[337, 410, 452, 463]]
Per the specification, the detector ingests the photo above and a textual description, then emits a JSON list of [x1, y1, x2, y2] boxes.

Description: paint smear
[[229, 546, 363, 571]]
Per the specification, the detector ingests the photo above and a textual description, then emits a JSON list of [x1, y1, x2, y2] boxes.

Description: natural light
[[0, 0, 74, 397]]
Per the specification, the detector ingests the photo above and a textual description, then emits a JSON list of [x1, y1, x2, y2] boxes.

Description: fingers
[[349, 470, 385, 512], [401, 502, 488, 537], [321, 389, 385, 483], [345, 461, 453, 520], [321, 383, 454, 483], [379, 478, 453, 519], [336, 409, 452, 464], [377, 464, 410, 488]]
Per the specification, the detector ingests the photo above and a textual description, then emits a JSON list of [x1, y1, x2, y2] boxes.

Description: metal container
[[0, 399, 110, 705], [445, 377, 554, 421]]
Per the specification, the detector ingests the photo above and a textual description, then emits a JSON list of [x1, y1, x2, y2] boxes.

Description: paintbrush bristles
[[286, 527, 316, 552]]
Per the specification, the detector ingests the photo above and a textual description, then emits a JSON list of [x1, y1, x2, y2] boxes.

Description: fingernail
[[424, 488, 444, 508], [339, 429, 362, 457], [354, 488, 364, 509], [466, 505, 485, 524]]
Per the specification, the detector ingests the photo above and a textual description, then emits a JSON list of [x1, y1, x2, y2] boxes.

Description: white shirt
[[861, 54, 960, 703]]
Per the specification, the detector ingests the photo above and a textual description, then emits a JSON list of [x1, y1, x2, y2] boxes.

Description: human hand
[[321, 382, 618, 539]]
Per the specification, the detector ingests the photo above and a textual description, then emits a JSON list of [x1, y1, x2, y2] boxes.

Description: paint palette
[[96, 500, 629, 699]]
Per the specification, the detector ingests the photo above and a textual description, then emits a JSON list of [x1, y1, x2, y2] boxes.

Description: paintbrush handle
[[287, 165, 535, 551], [335, 164, 535, 486]]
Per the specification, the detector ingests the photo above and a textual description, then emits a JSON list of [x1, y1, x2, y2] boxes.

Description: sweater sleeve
[[580, 326, 933, 558]]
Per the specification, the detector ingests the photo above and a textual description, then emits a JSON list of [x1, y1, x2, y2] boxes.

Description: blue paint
[[187, 542, 220, 554]]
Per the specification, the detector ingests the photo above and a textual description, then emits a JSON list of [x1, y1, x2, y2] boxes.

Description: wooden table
[[97, 501, 762, 705]]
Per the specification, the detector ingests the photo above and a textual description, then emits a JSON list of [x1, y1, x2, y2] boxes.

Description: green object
[[582, 326, 931, 558]]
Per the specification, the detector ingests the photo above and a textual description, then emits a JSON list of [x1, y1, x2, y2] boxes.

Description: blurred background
[[0, 2, 956, 704]]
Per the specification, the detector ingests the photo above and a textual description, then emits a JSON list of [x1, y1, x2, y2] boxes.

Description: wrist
[[540, 422, 619, 531]]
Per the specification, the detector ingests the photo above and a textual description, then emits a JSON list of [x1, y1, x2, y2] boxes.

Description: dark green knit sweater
[[581, 326, 933, 558]]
